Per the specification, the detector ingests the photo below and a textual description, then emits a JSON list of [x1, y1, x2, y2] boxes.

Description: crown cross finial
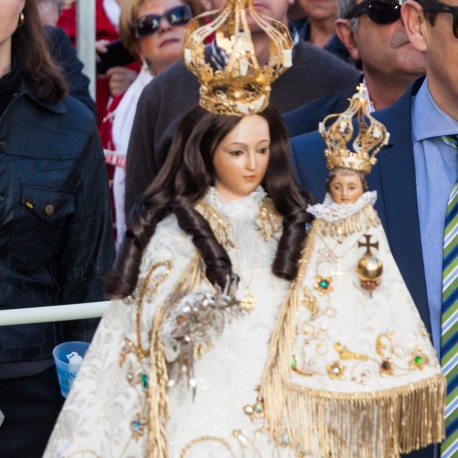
[[182, 0, 293, 116]]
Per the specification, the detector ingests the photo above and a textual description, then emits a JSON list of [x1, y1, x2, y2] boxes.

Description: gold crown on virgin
[[319, 84, 390, 175], [182, 0, 293, 116]]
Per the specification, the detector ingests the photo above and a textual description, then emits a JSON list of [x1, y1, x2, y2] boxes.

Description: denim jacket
[[0, 78, 115, 364]]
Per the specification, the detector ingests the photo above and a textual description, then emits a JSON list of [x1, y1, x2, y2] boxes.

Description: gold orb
[[357, 255, 383, 281]]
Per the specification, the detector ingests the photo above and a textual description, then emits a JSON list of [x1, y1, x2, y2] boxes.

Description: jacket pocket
[[8, 184, 75, 266]]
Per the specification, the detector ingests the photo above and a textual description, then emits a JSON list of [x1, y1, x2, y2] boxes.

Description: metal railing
[[76, 0, 96, 99], [0, 301, 110, 326]]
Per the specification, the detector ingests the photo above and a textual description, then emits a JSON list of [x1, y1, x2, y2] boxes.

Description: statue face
[[212, 114, 270, 201], [328, 170, 364, 204]]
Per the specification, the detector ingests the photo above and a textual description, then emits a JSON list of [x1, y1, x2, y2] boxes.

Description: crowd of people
[[0, 0, 456, 457]]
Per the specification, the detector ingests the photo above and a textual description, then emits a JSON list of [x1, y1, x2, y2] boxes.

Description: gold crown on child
[[319, 85, 390, 174], [182, 0, 293, 116]]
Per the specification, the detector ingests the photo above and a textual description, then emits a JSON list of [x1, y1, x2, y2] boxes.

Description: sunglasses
[[346, 0, 403, 24], [418, 0, 458, 38], [133, 5, 192, 39]]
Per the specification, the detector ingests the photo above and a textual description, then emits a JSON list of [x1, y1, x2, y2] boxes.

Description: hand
[[95, 39, 111, 62], [106, 66, 137, 98]]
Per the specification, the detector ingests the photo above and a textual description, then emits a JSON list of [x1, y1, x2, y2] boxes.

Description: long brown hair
[[106, 105, 313, 298], [12, 0, 67, 103]]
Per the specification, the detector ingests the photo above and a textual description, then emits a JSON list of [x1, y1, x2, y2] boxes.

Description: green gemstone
[[320, 280, 328, 288], [415, 356, 423, 365], [255, 403, 263, 413], [290, 356, 296, 369], [140, 374, 148, 389], [382, 361, 391, 370]]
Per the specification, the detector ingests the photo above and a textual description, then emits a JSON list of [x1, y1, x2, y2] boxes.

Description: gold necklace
[[317, 232, 358, 281], [318, 232, 357, 260], [231, 229, 262, 312]]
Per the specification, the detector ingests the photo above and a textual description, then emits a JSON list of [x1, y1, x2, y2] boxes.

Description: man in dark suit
[[283, 0, 425, 137], [291, 0, 458, 456]]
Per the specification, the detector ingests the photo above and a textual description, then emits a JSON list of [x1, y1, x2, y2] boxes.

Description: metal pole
[[76, 0, 96, 100], [0, 302, 110, 326]]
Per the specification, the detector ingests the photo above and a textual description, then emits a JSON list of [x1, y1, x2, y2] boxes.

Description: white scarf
[[103, 0, 121, 30], [112, 65, 154, 245]]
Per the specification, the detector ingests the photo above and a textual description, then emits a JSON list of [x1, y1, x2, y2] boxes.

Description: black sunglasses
[[346, 0, 403, 24], [418, 0, 458, 38], [133, 5, 192, 39]]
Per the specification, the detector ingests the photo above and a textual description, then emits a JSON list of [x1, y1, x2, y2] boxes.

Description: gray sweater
[[125, 41, 360, 213]]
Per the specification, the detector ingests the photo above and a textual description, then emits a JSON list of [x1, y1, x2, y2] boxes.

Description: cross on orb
[[358, 234, 379, 256]]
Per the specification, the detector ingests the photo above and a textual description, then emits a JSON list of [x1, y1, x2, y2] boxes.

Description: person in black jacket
[[0, 1, 115, 457], [44, 24, 97, 115]]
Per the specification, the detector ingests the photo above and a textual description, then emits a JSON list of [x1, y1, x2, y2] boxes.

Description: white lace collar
[[307, 191, 377, 222], [205, 186, 267, 219]]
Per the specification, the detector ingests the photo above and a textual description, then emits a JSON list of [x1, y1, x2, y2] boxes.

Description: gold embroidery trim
[[138, 261, 172, 358], [300, 287, 319, 318], [118, 260, 173, 449], [335, 342, 369, 361], [195, 197, 283, 246], [256, 197, 283, 241], [180, 436, 235, 458], [146, 254, 205, 458], [317, 204, 381, 238], [195, 200, 234, 249]]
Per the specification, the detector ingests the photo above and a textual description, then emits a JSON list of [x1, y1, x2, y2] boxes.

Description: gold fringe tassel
[[319, 204, 381, 238], [260, 224, 446, 458], [146, 255, 204, 458], [279, 375, 446, 458]]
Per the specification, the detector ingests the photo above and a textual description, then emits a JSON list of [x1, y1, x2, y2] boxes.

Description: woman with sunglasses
[[102, 0, 203, 245]]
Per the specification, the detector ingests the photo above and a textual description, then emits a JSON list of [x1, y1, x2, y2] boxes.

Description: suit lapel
[[370, 79, 431, 333]]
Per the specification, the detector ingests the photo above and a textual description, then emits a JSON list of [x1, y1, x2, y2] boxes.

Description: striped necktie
[[440, 135, 458, 148], [441, 180, 458, 458]]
